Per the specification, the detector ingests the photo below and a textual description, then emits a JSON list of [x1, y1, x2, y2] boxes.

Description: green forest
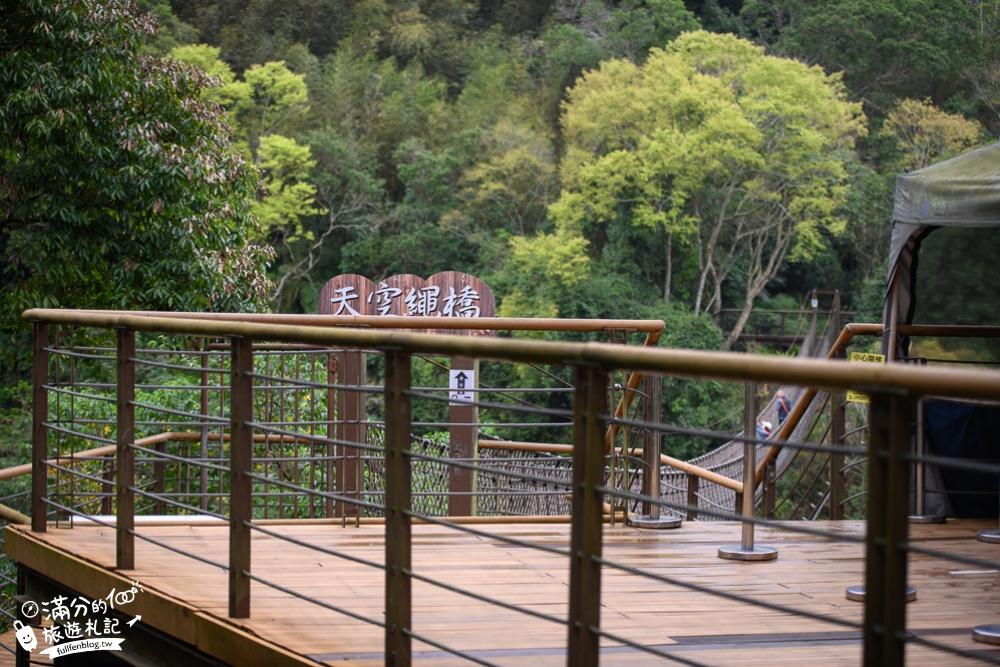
[[3, 0, 1000, 375]]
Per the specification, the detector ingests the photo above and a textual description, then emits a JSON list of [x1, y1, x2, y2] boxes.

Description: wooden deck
[[5, 519, 1000, 666]]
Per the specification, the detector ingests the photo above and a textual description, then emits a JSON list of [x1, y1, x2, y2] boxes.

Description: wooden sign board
[[321, 272, 493, 516], [318, 272, 496, 336]]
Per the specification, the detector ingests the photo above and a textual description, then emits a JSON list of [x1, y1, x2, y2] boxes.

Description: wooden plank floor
[[6, 519, 1000, 666]]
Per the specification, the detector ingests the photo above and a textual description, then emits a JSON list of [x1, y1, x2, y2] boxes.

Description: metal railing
[[14, 309, 1000, 667]]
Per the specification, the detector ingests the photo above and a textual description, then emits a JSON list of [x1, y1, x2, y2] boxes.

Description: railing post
[[913, 397, 925, 517], [630, 374, 680, 530], [863, 391, 911, 667], [325, 352, 336, 518], [200, 342, 211, 512], [229, 336, 253, 618], [384, 349, 412, 667], [31, 322, 48, 533], [764, 458, 776, 519], [100, 459, 114, 516], [116, 329, 135, 569], [741, 381, 756, 547], [830, 331, 847, 520], [910, 397, 943, 524], [830, 387, 846, 520], [567, 364, 607, 667], [686, 473, 699, 521], [719, 381, 777, 561], [643, 375, 659, 519], [336, 349, 366, 520], [153, 439, 166, 515]]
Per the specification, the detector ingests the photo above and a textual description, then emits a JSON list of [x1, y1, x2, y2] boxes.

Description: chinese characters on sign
[[328, 285, 362, 316], [331, 283, 482, 317], [847, 351, 886, 403], [16, 581, 144, 659], [319, 272, 495, 327]]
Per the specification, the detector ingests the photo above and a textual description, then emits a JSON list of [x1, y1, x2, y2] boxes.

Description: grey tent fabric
[[892, 141, 1000, 226], [881, 142, 1000, 519], [883, 142, 1000, 358]]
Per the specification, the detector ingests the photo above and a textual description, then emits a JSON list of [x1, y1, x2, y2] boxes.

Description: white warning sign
[[449, 369, 475, 405]]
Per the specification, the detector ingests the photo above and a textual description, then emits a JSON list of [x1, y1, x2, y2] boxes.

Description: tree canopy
[[512, 31, 865, 344], [0, 0, 273, 331], [741, 0, 993, 115]]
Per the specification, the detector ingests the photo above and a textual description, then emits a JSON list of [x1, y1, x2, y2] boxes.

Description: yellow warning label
[[847, 351, 885, 403]]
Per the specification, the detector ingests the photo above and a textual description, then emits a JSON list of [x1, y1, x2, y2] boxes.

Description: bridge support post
[[630, 374, 680, 529], [830, 314, 847, 520], [686, 474, 700, 521], [200, 344, 211, 513], [763, 458, 776, 519], [830, 388, 846, 520], [448, 356, 478, 516]]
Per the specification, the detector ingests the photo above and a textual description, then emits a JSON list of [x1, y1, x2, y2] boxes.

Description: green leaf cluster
[[519, 31, 864, 347], [0, 0, 273, 333]]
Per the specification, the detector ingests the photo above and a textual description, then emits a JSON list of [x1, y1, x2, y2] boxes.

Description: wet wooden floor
[[5, 518, 1000, 666]]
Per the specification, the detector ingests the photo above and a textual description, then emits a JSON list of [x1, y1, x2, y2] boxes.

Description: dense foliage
[[0, 0, 273, 376], [124, 0, 994, 337]]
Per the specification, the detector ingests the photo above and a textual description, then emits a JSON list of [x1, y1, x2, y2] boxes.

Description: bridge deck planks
[[5, 519, 1000, 666]]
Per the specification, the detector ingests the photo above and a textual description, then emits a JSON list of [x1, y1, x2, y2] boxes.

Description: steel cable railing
[[11, 310, 1000, 667]]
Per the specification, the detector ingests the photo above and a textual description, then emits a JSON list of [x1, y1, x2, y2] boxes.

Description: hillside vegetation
[[4, 0, 999, 365]]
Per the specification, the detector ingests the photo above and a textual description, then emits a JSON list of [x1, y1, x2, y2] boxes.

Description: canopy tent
[[882, 142, 1000, 518], [883, 141, 1000, 360]]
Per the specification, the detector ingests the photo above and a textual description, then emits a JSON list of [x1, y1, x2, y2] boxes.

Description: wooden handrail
[[22, 310, 1000, 400], [75, 310, 667, 334], [0, 504, 29, 525]]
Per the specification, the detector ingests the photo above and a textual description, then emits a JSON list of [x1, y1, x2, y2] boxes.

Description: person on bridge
[[776, 390, 790, 426]]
